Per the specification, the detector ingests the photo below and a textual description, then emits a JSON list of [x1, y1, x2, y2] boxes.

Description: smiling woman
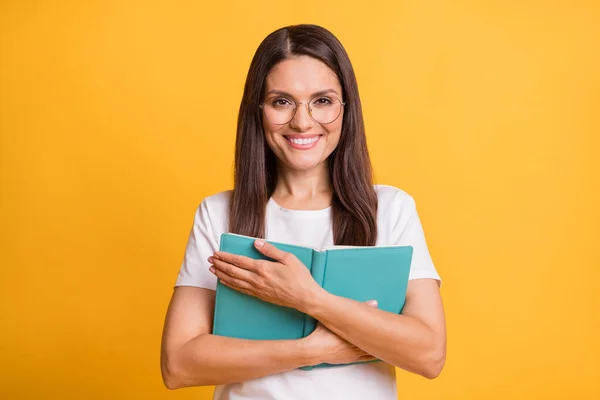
[[160, 24, 446, 400]]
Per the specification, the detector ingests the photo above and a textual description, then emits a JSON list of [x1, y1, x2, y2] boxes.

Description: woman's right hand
[[304, 300, 378, 365]]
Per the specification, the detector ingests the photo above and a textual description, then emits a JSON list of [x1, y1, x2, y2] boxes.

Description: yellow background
[[1, 0, 599, 398]]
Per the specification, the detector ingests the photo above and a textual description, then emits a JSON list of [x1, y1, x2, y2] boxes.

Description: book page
[[320, 243, 406, 251], [320, 244, 367, 251], [225, 232, 404, 252]]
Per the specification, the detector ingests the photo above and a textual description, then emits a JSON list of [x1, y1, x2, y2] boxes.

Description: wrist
[[298, 335, 323, 366], [299, 286, 332, 316]]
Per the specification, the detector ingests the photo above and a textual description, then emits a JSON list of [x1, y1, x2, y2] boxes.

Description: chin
[[284, 158, 324, 171]]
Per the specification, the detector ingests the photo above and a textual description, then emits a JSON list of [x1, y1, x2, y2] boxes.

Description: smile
[[284, 135, 322, 150]]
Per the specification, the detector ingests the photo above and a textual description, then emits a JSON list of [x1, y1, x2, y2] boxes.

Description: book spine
[[302, 250, 328, 338]]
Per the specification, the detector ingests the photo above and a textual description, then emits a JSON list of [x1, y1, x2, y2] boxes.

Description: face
[[261, 56, 344, 172]]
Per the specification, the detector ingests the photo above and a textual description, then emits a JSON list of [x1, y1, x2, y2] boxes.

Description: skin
[[262, 55, 344, 209], [160, 56, 446, 390]]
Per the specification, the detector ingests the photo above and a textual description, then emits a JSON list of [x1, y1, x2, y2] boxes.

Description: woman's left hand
[[208, 239, 323, 312]]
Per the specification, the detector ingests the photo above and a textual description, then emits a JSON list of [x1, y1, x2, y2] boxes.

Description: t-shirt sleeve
[[394, 196, 442, 288], [174, 199, 219, 290]]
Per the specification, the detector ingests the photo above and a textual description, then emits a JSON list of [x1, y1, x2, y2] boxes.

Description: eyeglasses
[[260, 95, 346, 125]]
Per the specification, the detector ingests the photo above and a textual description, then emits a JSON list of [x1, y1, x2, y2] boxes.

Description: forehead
[[265, 56, 341, 97]]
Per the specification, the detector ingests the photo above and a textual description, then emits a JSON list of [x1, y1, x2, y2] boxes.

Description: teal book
[[212, 233, 413, 370]]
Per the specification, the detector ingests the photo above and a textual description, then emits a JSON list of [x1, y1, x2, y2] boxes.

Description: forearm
[[168, 333, 316, 388], [304, 291, 443, 378]]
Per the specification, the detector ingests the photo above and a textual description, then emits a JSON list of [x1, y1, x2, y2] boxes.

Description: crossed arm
[[161, 239, 446, 389], [208, 239, 446, 377], [303, 278, 446, 378]]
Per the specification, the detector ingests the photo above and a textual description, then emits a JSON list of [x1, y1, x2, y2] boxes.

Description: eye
[[314, 97, 333, 104], [269, 98, 294, 108], [311, 97, 333, 107]]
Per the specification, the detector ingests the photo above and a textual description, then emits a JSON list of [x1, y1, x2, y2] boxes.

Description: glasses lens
[[309, 97, 343, 124], [263, 96, 295, 125]]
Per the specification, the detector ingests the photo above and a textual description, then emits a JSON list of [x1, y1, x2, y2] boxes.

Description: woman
[[161, 24, 446, 399]]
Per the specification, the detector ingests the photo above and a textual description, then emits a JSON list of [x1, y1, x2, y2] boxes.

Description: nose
[[289, 103, 314, 131]]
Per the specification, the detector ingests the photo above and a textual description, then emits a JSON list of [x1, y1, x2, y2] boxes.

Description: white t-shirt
[[174, 184, 442, 400]]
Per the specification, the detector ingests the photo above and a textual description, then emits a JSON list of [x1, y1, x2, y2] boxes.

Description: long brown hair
[[229, 24, 378, 246]]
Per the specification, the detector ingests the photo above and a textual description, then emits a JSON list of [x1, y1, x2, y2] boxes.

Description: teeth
[[289, 136, 319, 145]]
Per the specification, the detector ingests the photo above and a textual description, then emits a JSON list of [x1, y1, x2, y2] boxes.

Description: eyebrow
[[265, 89, 340, 98]]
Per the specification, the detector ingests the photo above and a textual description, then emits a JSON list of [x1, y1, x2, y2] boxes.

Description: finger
[[211, 265, 254, 292], [219, 278, 256, 298], [213, 251, 258, 272], [365, 300, 378, 308], [358, 354, 377, 361], [253, 239, 290, 263], [212, 258, 258, 282]]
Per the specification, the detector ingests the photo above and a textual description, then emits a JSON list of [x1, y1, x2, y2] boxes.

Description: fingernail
[[367, 300, 378, 307], [255, 239, 265, 248], [208, 256, 213, 263], [209, 266, 215, 274]]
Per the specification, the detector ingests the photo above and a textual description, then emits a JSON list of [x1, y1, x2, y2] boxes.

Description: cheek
[[325, 119, 343, 145], [262, 117, 284, 136], [262, 122, 285, 152]]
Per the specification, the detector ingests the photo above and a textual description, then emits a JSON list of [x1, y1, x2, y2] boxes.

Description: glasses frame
[[259, 94, 346, 125]]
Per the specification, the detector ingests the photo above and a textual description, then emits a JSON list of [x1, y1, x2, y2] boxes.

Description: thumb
[[254, 239, 289, 263], [365, 300, 378, 308]]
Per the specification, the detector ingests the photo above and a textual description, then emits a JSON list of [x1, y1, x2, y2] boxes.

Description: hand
[[304, 300, 379, 365], [208, 239, 324, 311]]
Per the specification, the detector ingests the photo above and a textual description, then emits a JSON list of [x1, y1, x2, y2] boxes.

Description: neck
[[273, 160, 332, 200]]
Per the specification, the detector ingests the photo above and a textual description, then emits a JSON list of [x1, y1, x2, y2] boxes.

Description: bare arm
[[304, 278, 447, 379], [160, 287, 316, 389], [160, 286, 371, 389]]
